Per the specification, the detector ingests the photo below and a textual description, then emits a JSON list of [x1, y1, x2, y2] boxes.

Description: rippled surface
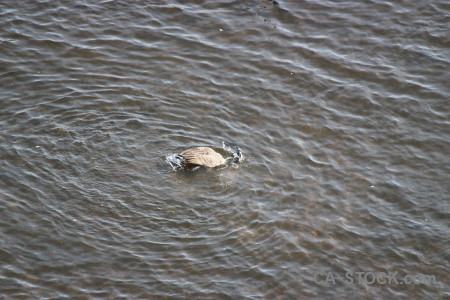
[[1, 0, 449, 298]]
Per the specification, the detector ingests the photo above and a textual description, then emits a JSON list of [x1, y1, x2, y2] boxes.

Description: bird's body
[[166, 143, 242, 171], [180, 147, 226, 168]]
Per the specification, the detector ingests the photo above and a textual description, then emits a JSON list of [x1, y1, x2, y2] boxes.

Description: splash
[[165, 153, 185, 171]]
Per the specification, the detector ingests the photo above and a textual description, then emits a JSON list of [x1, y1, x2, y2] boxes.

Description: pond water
[[1, 0, 448, 298]]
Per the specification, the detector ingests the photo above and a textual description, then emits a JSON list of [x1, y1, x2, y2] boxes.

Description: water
[[1, 0, 448, 298]]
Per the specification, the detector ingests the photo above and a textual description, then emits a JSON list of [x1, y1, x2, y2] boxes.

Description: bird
[[166, 145, 242, 170], [180, 147, 226, 168]]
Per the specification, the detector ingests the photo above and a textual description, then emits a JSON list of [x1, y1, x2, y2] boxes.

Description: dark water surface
[[1, 0, 449, 298]]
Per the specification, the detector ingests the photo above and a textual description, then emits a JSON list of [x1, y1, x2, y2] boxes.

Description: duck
[[166, 144, 242, 170]]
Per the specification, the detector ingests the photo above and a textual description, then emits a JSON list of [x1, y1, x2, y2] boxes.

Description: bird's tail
[[222, 141, 243, 164], [232, 146, 242, 163]]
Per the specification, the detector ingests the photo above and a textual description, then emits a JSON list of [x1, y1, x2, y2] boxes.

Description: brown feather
[[181, 147, 226, 167]]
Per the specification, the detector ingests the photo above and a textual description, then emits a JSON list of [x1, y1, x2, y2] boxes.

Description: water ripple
[[0, 0, 448, 298]]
